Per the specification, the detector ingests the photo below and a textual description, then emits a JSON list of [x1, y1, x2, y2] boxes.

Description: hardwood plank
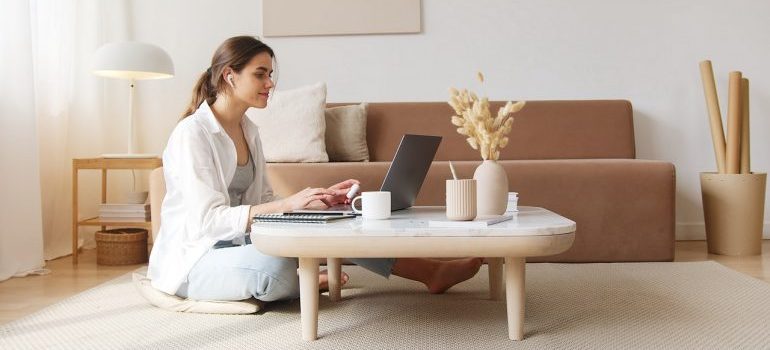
[[0, 249, 142, 325]]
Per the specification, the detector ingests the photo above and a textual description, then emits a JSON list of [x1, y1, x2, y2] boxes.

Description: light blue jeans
[[176, 242, 395, 302]]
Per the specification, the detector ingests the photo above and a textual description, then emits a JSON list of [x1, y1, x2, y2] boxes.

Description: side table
[[71, 157, 162, 264]]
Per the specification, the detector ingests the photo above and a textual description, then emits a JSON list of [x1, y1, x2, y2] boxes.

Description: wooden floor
[[1, 240, 768, 325]]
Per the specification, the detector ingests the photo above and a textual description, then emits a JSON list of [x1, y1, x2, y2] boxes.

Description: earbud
[[227, 74, 235, 88]]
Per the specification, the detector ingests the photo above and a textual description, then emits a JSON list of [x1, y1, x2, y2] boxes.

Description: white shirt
[[147, 102, 276, 294]]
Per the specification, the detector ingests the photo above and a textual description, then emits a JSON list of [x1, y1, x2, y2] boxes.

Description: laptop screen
[[380, 134, 442, 211]]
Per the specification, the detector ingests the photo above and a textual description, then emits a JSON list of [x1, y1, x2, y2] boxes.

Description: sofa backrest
[[330, 100, 635, 161]]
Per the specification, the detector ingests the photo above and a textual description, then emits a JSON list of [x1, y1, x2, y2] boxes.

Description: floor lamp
[[92, 42, 174, 158]]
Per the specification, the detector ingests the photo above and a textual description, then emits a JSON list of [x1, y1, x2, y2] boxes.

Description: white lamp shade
[[92, 42, 174, 80]]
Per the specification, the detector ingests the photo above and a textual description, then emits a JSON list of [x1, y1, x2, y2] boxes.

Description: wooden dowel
[[725, 71, 743, 174], [740, 78, 750, 174], [699, 61, 727, 173]]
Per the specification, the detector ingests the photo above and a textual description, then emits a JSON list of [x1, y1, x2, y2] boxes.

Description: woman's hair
[[181, 36, 275, 118]]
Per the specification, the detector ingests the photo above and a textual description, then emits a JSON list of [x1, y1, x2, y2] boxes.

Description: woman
[[148, 36, 482, 302]]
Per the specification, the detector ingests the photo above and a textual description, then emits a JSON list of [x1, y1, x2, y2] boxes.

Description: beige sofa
[[266, 100, 676, 262]]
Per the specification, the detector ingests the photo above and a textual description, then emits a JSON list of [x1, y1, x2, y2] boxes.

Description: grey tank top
[[228, 153, 255, 207], [214, 152, 255, 249]]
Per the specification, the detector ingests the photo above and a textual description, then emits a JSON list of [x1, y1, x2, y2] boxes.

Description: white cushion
[[325, 103, 369, 162], [247, 82, 329, 162], [132, 270, 262, 314]]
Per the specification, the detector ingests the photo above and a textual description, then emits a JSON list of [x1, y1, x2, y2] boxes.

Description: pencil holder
[[701, 172, 766, 255], [446, 179, 477, 221]]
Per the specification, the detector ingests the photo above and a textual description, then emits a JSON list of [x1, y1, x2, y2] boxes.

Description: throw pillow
[[325, 103, 370, 162], [132, 270, 262, 314], [247, 82, 329, 162]]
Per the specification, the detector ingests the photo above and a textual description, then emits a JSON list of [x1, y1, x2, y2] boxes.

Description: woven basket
[[95, 228, 148, 265]]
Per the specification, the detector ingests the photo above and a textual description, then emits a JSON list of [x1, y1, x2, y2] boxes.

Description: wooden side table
[[71, 157, 162, 264]]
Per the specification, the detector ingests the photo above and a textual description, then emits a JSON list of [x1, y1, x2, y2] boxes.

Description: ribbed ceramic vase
[[473, 160, 508, 215]]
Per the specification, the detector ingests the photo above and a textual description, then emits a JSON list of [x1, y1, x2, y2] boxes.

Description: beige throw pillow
[[248, 82, 329, 162], [325, 103, 369, 162]]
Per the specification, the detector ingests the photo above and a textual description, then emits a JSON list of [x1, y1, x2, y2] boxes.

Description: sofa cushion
[[248, 82, 329, 162], [325, 103, 369, 162]]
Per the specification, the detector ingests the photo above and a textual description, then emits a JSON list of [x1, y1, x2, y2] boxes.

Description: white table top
[[251, 206, 575, 238], [250, 207, 576, 258]]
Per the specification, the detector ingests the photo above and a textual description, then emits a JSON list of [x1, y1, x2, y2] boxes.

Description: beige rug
[[2, 262, 770, 349]]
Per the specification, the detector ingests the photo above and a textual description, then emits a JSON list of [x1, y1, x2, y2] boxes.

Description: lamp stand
[[102, 79, 157, 159]]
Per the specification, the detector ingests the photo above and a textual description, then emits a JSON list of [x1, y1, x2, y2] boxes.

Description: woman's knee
[[253, 256, 300, 302]]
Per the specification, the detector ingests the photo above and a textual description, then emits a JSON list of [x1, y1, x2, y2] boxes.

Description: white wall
[[126, 0, 769, 239]]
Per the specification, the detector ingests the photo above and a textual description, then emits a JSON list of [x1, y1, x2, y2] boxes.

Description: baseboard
[[676, 222, 770, 240]]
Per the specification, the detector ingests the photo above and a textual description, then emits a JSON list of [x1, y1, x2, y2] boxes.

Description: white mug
[[351, 191, 391, 220]]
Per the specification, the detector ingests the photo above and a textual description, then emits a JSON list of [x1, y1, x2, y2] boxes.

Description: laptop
[[292, 134, 442, 215]]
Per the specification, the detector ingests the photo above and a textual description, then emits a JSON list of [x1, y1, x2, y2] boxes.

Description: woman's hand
[[281, 187, 336, 211], [320, 179, 360, 207]]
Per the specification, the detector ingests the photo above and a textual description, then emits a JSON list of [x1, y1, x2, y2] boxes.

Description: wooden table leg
[[488, 257, 503, 301], [327, 258, 342, 302], [101, 169, 107, 232], [504, 257, 525, 340], [298, 257, 320, 341], [71, 163, 78, 264]]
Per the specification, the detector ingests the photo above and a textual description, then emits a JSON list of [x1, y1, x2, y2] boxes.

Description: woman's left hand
[[320, 179, 360, 207]]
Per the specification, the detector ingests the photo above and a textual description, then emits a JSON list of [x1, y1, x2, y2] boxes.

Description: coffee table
[[250, 206, 575, 341]]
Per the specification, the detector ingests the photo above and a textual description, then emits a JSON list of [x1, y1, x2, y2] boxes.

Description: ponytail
[[181, 69, 216, 119]]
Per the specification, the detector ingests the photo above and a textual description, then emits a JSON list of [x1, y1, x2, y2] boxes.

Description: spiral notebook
[[252, 213, 355, 224]]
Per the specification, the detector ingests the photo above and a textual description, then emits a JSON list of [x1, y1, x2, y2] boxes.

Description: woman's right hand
[[280, 187, 335, 211]]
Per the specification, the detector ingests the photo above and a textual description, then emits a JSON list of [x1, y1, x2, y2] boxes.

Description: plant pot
[[700, 172, 766, 256], [473, 160, 508, 215]]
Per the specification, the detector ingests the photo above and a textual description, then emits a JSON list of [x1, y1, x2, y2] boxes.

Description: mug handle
[[351, 196, 363, 214]]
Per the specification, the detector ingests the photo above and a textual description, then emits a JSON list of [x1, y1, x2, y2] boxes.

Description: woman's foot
[[318, 269, 349, 292], [391, 257, 483, 294], [425, 258, 483, 294]]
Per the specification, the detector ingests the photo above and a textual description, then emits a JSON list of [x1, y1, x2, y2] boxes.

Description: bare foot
[[426, 258, 483, 294], [318, 269, 349, 292]]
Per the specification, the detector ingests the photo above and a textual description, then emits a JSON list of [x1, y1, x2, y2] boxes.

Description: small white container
[[506, 192, 519, 212]]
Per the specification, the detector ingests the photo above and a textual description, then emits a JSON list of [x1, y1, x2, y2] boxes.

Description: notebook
[[252, 213, 355, 224]]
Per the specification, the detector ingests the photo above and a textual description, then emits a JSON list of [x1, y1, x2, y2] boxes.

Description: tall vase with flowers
[[448, 72, 526, 215]]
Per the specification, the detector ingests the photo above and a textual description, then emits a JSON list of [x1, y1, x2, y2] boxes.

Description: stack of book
[[99, 203, 150, 222]]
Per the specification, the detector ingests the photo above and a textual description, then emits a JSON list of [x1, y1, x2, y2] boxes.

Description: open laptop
[[293, 134, 442, 215]]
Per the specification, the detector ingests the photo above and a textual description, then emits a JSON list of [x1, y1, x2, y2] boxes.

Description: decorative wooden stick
[[725, 71, 743, 174], [740, 78, 750, 174], [699, 61, 727, 173]]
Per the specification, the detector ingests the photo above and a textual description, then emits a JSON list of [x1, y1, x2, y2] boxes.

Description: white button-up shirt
[[148, 102, 276, 295]]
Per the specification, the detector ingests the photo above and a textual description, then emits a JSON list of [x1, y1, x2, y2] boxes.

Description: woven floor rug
[[2, 262, 770, 349]]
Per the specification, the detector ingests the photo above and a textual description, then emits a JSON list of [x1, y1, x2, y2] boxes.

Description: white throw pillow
[[325, 103, 369, 162], [132, 270, 262, 314], [247, 82, 329, 162]]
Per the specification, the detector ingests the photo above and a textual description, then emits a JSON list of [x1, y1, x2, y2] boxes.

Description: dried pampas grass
[[448, 72, 525, 160]]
